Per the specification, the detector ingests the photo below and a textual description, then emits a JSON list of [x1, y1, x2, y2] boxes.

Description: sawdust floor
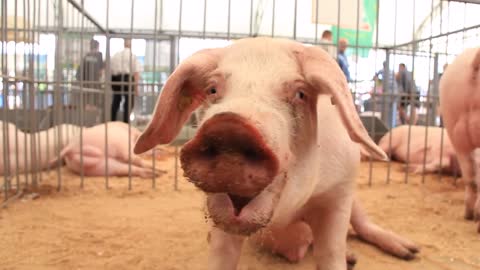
[[1, 149, 480, 270]]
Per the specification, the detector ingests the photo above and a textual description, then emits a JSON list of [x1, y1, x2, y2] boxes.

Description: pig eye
[[209, 88, 217, 94], [295, 91, 306, 100]]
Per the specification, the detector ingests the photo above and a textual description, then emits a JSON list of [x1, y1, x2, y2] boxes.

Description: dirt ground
[[1, 148, 480, 270]]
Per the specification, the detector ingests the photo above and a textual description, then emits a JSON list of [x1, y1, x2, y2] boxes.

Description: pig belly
[[449, 110, 480, 154]]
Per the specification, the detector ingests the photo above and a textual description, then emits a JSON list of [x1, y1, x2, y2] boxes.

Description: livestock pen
[[1, 0, 480, 269]]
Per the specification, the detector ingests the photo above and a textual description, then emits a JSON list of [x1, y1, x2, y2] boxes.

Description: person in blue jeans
[[337, 38, 352, 82]]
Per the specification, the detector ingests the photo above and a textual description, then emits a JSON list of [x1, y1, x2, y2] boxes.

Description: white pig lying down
[[440, 47, 480, 232], [134, 37, 419, 269], [55, 121, 165, 178], [0, 121, 79, 175], [373, 125, 461, 176]]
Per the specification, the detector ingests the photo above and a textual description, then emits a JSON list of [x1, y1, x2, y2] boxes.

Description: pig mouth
[[206, 174, 286, 236], [180, 112, 283, 235]]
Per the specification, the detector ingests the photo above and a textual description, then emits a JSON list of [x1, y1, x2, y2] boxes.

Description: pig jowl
[[180, 112, 285, 235]]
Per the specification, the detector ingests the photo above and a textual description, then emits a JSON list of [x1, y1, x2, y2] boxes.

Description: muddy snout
[[180, 113, 279, 197]]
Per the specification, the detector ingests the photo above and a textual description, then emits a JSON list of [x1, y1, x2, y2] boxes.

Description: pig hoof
[[465, 209, 474, 220], [283, 244, 309, 263], [346, 252, 357, 269]]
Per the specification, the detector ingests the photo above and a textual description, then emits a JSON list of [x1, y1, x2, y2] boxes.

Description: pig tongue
[[206, 173, 286, 236]]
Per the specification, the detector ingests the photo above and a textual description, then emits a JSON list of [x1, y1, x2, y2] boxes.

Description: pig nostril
[[243, 148, 264, 162], [203, 144, 218, 157]]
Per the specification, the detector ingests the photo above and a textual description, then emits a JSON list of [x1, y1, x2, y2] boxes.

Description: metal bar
[[104, 0, 111, 189], [79, 0, 85, 188], [13, 0, 20, 192], [314, 0, 318, 44], [202, 0, 207, 39], [367, 0, 380, 187], [403, 0, 417, 185], [177, 0, 183, 66], [128, 0, 135, 190], [271, 0, 276, 37], [249, 0, 253, 36], [389, 22, 480, 50], [54, 0, 65, 191], [448, 0, 480, 5], [35, 0, 43, 184], [44, 1, 53, 174], [22, 0, 29, 189], [293, 0, 298, 40], [337, 0, 342, 52], [227, 0, 231, 40], [386, 0, 399, 184], [152, 0, 159, 189], [160, 0, 163, 32], [1, 0, 10, 201], [174, 145, 178, 191], [65, 0, 107, 33], [421, 0, 437, 184], [28, 0, 38, 188]]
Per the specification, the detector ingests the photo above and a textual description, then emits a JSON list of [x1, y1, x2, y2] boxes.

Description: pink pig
[[57, 121, 163, 178], [374, 125, 460, 175], [1, 121, 78, 175], [134, 37, 418, 269], [440, 47, 480, 232]]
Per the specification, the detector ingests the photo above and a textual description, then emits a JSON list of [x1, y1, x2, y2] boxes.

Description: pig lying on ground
[[440, 47, 480, 232], [1, 121, 79, 175], [134, 37, 418, 269], [56, 121, 164, 178], [371, 125, 460, 176]]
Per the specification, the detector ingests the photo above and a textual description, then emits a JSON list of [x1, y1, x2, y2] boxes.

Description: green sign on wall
[[331, 0, 377, 58]]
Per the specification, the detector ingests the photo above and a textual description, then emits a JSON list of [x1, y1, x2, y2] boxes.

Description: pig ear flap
[[134, 48, 223, 154], [301, 46, 388, 161], [472, 48, 480, 80]]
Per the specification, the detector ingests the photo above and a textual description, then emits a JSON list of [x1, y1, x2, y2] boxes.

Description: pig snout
[[180, 112, 279, 198]]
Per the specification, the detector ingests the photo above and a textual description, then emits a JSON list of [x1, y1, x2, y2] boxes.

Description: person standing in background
[[396, 63, 418, 125], [337, 38, 352, 82], [77, 39, 104, 87], [76, 39, 105, 121], [110, 38, 142, 124], [319, 30, 336, 59]]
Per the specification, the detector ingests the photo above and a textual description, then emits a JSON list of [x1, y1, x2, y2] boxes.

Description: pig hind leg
[[105, 158, 161, 178], [456, 152, 476, 220], [251, 221, 357, 268], [350, 199, 419, 260]]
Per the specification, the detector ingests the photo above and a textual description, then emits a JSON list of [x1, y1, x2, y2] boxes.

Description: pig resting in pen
[[440, 47, 480, 232], [134, 37, 419, 269], [368, 125, 461, 176], [55, 121, 164, 178], [1, 121, 78, 176]]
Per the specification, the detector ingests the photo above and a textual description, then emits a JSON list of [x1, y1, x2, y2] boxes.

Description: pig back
[[440, 48, 480, 152]]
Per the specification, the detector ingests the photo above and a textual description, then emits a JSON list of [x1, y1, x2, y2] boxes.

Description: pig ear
[[134, 48, 223, 154], [300, 46, 388, 161]]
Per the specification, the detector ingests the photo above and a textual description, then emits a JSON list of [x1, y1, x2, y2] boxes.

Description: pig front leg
[[305, 192, 353, 270], [471, 148, 480, 231], [456, 152, 476, 220], [350, 199, 419, 260], [250, 221, 313, 263], [250, 221, 357, 269], [207, 226, 244, 270]]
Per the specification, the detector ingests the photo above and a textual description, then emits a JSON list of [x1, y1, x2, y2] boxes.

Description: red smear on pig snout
[[180, 112, 279, 198]]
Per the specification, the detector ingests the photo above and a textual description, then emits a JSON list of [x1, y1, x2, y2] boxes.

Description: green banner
[[331, 0, 377, 58]]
